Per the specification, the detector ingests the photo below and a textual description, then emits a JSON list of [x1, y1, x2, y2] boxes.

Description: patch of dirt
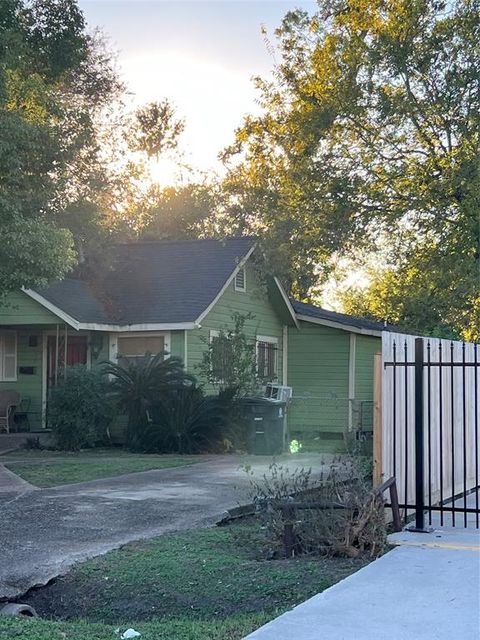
[[19, 554, 369, 625], [19, 576, 186, 623]]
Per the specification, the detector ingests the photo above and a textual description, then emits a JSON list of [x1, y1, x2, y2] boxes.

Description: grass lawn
[[0, 521, 370, 640], [3, 449, 198, 487]]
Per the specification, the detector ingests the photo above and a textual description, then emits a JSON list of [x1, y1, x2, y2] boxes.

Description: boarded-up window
[[257, 337, 278, 380], [117, 335, 165, 366], [0, 331, 17, 381]]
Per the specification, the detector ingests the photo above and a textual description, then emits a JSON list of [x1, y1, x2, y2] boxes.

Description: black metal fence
[[384, 336, 479, 530]]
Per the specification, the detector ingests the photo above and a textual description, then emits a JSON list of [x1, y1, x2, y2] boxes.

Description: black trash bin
[[240, 397, 286, 455]]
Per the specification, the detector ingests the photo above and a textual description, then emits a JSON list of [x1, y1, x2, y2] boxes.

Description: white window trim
[[234, 266, 247, 292], [110, 331, 171, 363], [257, 335, 279, 345], [256, 335, 279, 379], [0, 330, 17, 382]]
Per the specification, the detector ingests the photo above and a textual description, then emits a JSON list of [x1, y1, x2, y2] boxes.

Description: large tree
[[222, 0, 479, 338], [0, 0, 121, 294]]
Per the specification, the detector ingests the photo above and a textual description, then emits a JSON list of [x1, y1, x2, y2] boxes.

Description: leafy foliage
[[126, 100, 184, 158], [103, 353, 194, 449], [341, 243, 480, 340], [48, 366, 114, 451], [221, 0, 479, 336], [0, 0, 122, 295], [144, 386, 227, 454], [196, 312, 259, 397], [139, 183, 217, 240]]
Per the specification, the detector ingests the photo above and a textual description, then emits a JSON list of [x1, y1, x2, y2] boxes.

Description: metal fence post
[[414, 337, 426, 531]]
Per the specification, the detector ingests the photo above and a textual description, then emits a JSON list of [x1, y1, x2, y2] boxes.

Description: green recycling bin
[[240, 397, 286, 455]]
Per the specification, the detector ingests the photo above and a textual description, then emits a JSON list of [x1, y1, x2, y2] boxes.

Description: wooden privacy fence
[[375, 331, 480, 529]]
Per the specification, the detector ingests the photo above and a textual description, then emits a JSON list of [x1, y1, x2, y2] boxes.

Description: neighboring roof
[[27, 237, 259, 329], [292, 300, 389, 336]]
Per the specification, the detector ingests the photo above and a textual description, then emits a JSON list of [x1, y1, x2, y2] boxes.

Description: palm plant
[[146, 385, 227, 454], [103, 353, 194, 449]]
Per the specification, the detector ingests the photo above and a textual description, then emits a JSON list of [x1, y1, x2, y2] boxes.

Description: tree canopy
[[0, 0, 121, 294], [221, 0, 479, 339]]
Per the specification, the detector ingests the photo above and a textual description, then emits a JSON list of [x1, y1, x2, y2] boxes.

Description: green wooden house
[[0, 237, 385, 451]]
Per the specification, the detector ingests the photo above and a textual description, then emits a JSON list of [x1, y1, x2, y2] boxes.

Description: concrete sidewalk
[[245, 528, 480, 640]]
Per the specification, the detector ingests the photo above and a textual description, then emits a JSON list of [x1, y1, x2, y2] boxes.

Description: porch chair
[[0, 390, 21, 434]]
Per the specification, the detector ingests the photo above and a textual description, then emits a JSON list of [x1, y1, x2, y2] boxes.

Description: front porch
[[0, 324, 108, 433]]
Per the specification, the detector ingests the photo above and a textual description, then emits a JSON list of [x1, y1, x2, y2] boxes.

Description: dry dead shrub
[[245, 456, 387, 560]]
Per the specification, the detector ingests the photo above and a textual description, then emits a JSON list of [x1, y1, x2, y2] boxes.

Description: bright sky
[[79, 0, 317, 181]]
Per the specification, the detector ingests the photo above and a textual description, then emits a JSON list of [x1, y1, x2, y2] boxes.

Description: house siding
[[0, 291, 61, 324], [0, 292, 65, 430], [187, 263, 285, 387], [287, 321, 351, 452], [352, 334, 381, 435], [355, 335, 381, 400], [0, 328, 45, 429], [92, 332, 110, 365], [287, 324, 381, 452], [170, 330, 185, 361]]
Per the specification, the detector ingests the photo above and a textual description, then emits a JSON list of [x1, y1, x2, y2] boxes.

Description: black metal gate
[[384, 337, 480, 530]]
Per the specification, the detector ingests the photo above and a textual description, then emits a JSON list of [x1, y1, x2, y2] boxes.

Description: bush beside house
[[48, 367, 114, 451]]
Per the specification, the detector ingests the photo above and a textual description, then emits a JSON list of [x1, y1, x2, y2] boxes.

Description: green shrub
[[144, 385, 227, 454], [196, 312, 259, 398], [48, 367, 114, 451]]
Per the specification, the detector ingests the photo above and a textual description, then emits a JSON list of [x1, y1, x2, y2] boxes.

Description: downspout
[[348, 333, 357, 430], [184, 330, 188, 370], [282, 325, 289, 451], [282, 325, 288, 385]]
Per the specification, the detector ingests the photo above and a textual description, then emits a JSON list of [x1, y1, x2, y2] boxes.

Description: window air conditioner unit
[[264, 383, 292, 404]]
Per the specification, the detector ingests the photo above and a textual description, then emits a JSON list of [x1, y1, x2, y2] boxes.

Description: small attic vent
[[234, 267, 246, 291]]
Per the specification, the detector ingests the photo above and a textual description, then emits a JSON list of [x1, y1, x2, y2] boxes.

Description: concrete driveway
[[0, 453, 328, 600]]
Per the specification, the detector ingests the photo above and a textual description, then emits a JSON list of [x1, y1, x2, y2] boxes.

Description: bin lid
[[239, 396, 286, 407]]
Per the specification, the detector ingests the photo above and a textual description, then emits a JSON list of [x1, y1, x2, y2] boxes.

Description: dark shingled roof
[[36, 237, 255, 326], [292, 300, 389, 333], [36, 279, 112, 324]]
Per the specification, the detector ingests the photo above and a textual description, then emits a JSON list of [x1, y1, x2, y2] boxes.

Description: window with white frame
[[0, 330, 17, 381], [234, 266, 246, 292], [256, 336, 278, 380], [117, 335, 167, 366]]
